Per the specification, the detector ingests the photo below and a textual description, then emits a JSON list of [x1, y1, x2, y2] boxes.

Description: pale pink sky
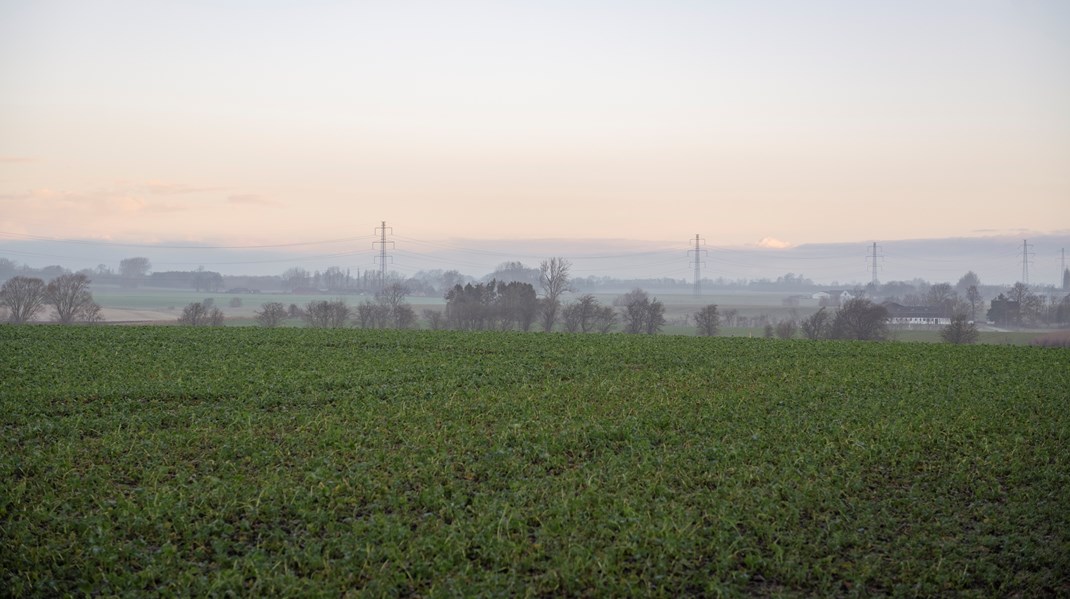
[[2, 1, 1069, 250]]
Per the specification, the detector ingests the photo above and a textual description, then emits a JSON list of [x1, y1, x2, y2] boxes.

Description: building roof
[[881, 302, 945, 319]]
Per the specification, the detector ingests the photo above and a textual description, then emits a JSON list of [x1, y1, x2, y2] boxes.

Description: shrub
[[775, 319, 797, 339], [941, 314, 978, 345]]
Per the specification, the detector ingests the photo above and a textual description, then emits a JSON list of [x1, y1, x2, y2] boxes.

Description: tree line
[[0, 274, 102, 324]]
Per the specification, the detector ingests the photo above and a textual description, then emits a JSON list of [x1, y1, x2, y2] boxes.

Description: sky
[[1, 1, 1069, 283]]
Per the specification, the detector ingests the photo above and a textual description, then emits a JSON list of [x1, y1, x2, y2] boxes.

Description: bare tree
[[801, 307, 832, 340], [618, 289, 646, 334], [422, 309, 445, 330], [178, 301, 224, 326], [208, 307, 225, 326], [721, 308, 738, 328], [377, 282, 409, 311], [561, 294, 600, 333], [255, 302, 288, 327], [831, 298, 889, 341], [955, 271, 981, 295], [119, 257, 151, 288], [355, 301, 390, 329], [941, 313, 979, 344], [1021, 292, 1047, 326], [966, 285, 983, 321], [926, 283, 958, 316], [538, 257, 571, 332], [561, 302, 583, 333], [305, 300, 350, 328], [45, 273, 98, 323], [375, 283, 417, 328], [617, 288, 665, 335], [1007, 282, 1029, 305], [1, 276, 47, 323], [393, 303, 417, 329], [179, 302, 206, 325], [593, 305, 617, 333], [644, 299, 665, 334], [693, 304, 720, 337], [82, 302, 103, 323]]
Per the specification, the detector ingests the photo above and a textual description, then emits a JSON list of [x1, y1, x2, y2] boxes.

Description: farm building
[[882, 302, 950, 328], [812, 290, 856, 306]]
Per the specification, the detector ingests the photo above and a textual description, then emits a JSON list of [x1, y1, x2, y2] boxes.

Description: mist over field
[[3, 232, 1068, 287]]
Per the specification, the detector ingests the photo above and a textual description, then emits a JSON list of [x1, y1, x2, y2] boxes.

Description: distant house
[[882, 302, 950, 327], [813, 290, 856, 306]]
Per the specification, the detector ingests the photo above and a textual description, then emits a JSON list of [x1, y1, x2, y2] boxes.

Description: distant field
[[2, 326, 1067, 596]]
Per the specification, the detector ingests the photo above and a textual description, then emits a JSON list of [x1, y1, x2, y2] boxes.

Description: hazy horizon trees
[[539, 257, 571, 332], [119, 257, 151, 288], [191, 268, 224, 292], [955, 271, 981, 295], [45, 273, 101, 323], [1, 276, 47, 323], [282, 267, 312, 291], [484, 261, 540, 287], [693, 304, 720, 336]]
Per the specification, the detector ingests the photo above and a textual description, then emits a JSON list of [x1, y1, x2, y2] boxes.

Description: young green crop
[[2, 326, 1068, 596]]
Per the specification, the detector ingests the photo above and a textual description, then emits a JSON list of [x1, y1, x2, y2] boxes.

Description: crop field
[[2, 326, 1068, 596]]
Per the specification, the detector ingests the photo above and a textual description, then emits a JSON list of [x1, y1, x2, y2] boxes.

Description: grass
[[2, 326, 1068, 596]]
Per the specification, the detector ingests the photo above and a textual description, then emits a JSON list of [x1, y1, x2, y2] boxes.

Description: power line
[[868, 242, 884, 285], [373, 221, 394, 291], [687, 234, 707, 297], [1020, 239, 1034, 285], [1061, 248, 1065, 289], [0, 230, 376, 249]]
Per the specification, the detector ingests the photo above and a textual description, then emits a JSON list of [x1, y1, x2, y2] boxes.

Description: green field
[[2, 326, 1068, 596]]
